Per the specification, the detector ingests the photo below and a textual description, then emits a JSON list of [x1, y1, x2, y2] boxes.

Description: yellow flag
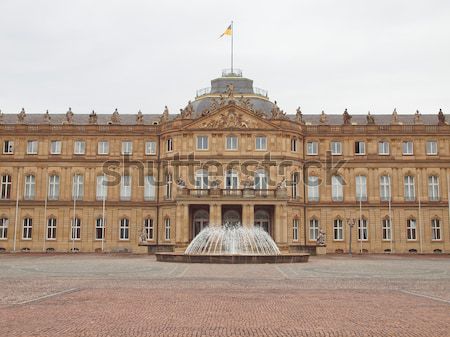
[[220, 24, 232, 38]]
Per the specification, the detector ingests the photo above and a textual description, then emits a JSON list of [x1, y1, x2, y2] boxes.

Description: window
[[254, 169, 268, 190], [378, 141, 390, 155], [255, 136, 267, 150], [380, 175, 391, 201], [357, 218, 368, 241], [426, 141, 438, 155], [307, 141, 318, 155], [144, 218, 154, 240], [291, 172, 298, 199], [24, 175, 35, 200], [402, 141, 414, 155], [164, 218, 171, 240], [27, 140, 38, 154], [1, 175, 12, 199], [98, 141, 109, 155], [307, 176, 319, 201], [72, 174, 84, 200], [407, 219, 417, 240], [121, 141, 132, 155], [22, 218, 32, 239], [50, 141, 61, 154], [165, 174, 172, 199], [331, 175, 343, 201], [333, 219, 343, 241], [166, 138, 173, 152], [354, 141, 365, 155], [431, 218, 441, 241], [120, 175, 132, 200], [330, 141, 342, 155], [95, 218, 105, 240], [119, 218, 129, 240], [145, 141, 156, 155], [96, 175, 108, 200], [291, 138, 297, 152], [144, 176, 155, 200], [47, 217, 57, 240], [355, 175, 367, 201], [74, 141, 85, 155], [3, 140, 14, 154], [225, 170, 239, 189], [226, 136, 238, 150], [292, 218, 299, 241], [71, 217, 81, 240], [404, 176, 415, 201], [196, 136, 208, 150], [195, 169, 208, 189], [0, 218, 8, 239], [48, 175, 60, 200], [428, 176, 440, 201], [382, 218, 391, 240], [309, 218, 319, 241]]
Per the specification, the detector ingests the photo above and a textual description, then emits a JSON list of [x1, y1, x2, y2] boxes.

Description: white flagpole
[[72, 195, 76, 253], [102, 192, 105, 252], [43, 173, 48, 252], [13, 170, 20, 252], [359, 177, 363, 254], [389, 175, 393, 253], [447, 174, 450, 246], [231, 21, 234, 73], [418, 173, 423, 254]]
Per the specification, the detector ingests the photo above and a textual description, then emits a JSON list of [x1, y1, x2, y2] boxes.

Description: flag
[[220, 24, 232, 38]]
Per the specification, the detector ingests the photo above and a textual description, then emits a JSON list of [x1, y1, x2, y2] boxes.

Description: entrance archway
[[254, 209, 270, 233], [223, 209, 241, 226], [193, 209, 209, 237]]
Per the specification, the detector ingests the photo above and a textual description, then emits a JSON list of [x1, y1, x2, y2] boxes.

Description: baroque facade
[[0, 70, 449, 254]]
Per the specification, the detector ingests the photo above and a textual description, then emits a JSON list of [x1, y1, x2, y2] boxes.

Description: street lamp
[[347, 218, 355, 256]]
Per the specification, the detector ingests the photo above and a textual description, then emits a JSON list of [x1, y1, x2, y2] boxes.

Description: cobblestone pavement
[[1, 254, 449, 337]]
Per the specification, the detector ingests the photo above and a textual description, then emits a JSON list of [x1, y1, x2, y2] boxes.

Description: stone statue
[[160, 106, 169, 124], [438, 108, 446, 125], [238, 95, 253, 110], [176, 176, 186, 188], [66, 107, 74, 123], [366, 111, 375, 125], [111, 108, 120, 124], [210, 179, 220, 189], [276, 177, 287, 190], [17, 108, 26, 123], [414, 110, 422, 124], [391, 108, 399, 124], [343, 108, 352, 125], [296, 107, 303, 123], [0, 109, 3, 123], [317, 228, 326, 246], [319, 110, 327, 124], [225, 83, 235, 98], [89, 110, 98, 124], [271, 101, 286, 119], [242, 175, 254, 189], [44, 110, 51, 123], [139, 227, 148, 243], [136, 110, 144, 124], [180, 101, 193, 119]]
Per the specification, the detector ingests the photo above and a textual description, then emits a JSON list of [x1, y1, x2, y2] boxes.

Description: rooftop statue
[[136, 110, 144, 124], [180, 101, 193, 119], [44, 110, 51, 123], [270, 101, 286, 119], [366, 111, 375, 125], [343, 108, 352, 125], [414, 110, 422, 124], [66, 107, 74, 123], [296, 107, 304, 124], [17, 108, 26, 123], [160, 106, 169, 123], [438, 108, 446, 125], [319, 110, 327, 124], [111, 108, 120, 124], [89, 110, 97, 124], [391, 108, 399, 124]]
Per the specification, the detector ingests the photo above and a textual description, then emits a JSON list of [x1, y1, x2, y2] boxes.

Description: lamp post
[[347, 218, 355, 256]]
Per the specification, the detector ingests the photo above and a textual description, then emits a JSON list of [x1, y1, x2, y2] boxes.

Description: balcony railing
[[177, 187, 287, 199]]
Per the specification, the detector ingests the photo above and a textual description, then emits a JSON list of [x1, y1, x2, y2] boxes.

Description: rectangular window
[[96, 175, 108, 200], [378, 141, 390, 155], [309, 219, 319, 241], [382, 218, 391, 240], [307, 176, 319, 202], [431, 219, 441, 241], [144, 176, 155, 200], [1, 175, 12, 200], [22, 218, 32, 239], [119, 218, 129, 240], [48, 175, 60, 200], [71, 218, 81, 240], [355, 175, 367, 201], [165, 174, 172, 199], [144, 218, 154, 240], [354, 141, 365, 155], [292, 218, 299, 241], [196, 136, 208, 150], [333, 219, 343, 241], [357, 219, 368, 241], [331, 175, 343, 201], [0, 218, 8, 239], [379, 175, 391, 201], [166, 138, 173, 152], [291, 138, 297, 152], [195, 170, 209, 189], [121, 141, 133, 155], [74, 141, 86, 155], [72, 174, 84, 200], [47, 218, 57, 240], [426, 141, 438, 155], [98, 141, 109, 155], [3, 140, 14, 154], [120, 175, 132, 200], [407, 219, 417, 240], [404, 176, 415, 201], [50, 141, 61, 155], [27, 140, 38, 154], [164, 218, 171, 240], [330, 141, 342, 155], [95, 218, 104, 240], [428, 176, 440, 201], [226, 136, 238, 150], [291, 173, 298, 199], [255, 136, 267, 150], [24, 175, 35, 200], [225, 171, 239, 189], [402, 141, 414, 155], [307, 141, 318, 155], [145, 141, 157, 155]]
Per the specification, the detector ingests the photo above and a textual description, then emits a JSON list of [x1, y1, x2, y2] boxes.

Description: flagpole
[[388, 176, 393, 253], [231, 20, 234, 73], [418, 173, 423, 254], [43, 173, 48, 252]]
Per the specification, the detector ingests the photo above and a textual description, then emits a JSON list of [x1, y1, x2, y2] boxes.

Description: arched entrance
[[254, 209, 270, 233], [193, 209, 209, 237], [223, 209, 241, 226]]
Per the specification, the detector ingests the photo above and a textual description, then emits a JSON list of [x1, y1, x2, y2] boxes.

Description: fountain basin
[[155, 252, 309, 264]]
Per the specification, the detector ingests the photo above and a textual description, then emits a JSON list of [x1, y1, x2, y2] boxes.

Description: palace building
[[0, 69, 449, 254]]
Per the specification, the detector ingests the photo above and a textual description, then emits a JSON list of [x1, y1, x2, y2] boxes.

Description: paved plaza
[[1, 254, 450, 337]]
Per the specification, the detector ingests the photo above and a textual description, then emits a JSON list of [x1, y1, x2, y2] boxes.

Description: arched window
[[95, 218, 105, 240], [0, 217, 8, 239], [120, 218, 129, 240], [428, 176, 440, 201], [309, 218, 319, 241], [47, 217, 57, 240], [22, 217, 32, 239], [144, 218, 154, 240], [407, 218, 417, 240], [254, 210, 270, 233], [431, 218, 441, 241], [333, 218, 343, 240], [195, 169, 209, 189], [71, 217, 81, 240]]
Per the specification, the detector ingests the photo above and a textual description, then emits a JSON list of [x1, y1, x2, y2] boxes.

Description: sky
[[0, 0, 449, 116]]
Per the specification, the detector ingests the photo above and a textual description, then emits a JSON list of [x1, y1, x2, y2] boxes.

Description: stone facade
[[0, 71, 449, 254]]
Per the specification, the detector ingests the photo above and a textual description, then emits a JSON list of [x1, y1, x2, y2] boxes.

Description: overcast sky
[[0, 0, 449, 116]]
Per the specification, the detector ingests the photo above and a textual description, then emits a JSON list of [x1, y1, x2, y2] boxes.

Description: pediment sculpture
[[270, 101, 287, 119], [201, 109, 254, 129]]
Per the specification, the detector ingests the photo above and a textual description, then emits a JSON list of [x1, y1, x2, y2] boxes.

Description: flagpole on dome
[[231, 20, 234, 74]]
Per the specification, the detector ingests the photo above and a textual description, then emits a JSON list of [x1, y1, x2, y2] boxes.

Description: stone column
[[242, 204, 249, 227], [274, 204, 281, 242], [248, 204, 254, 227], [215, 204, 222, 226], [182, 204, 189, 243], [175, 204, 183, 243]]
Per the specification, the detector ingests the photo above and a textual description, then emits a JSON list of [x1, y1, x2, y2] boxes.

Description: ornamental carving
[[201, 109, 255, 129], [270, 101, 287, 119], [180, 101, 193, 119]]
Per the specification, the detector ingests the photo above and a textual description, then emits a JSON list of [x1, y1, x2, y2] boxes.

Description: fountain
[[156, 223, 309, 264]]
